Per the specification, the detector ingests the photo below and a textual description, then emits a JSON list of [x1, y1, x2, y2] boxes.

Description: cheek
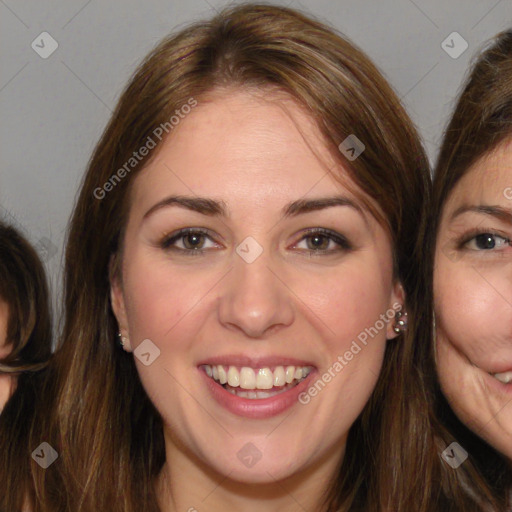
[[302, 267, 390, 431], [123, 256, 206, 345], [435, 265, 512, 363], [308, 271, 391, 349]]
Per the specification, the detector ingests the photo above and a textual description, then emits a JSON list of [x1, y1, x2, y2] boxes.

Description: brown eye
[[160, 228, 219, 255], [295, 228, 352, 254], [181, 232, 206, 250], [305, 234, 330, 251]]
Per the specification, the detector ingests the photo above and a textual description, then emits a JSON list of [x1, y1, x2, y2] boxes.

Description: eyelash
[[159, 227, 352, 257], [457, 229, 511, 251]]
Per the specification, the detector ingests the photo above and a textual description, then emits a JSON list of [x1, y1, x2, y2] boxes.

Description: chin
[[206, 454, 305, 484]]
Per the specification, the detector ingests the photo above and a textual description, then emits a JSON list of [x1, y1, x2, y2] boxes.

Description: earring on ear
[[117, 331, 128, 348], [393, 310, 408, 334]]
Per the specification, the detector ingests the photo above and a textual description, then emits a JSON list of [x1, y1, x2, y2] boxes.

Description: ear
[[386, 280, 406, 340], [109, 254, 132, 352]]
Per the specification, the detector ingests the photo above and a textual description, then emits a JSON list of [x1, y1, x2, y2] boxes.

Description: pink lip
[[479, 363, 512, 374], [488, 367, 512, 374], [477, 353, 512, 374], [199, 367, 316, 419], [197, 354, 316, 369]]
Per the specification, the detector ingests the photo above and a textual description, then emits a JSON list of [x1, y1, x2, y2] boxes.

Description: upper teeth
[[203, 365, 312, 390], [493, 371, 512, 384]]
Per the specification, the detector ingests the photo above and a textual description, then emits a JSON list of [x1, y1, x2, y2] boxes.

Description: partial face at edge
[[110, 89, 403, 483], [434, 139, 512, 460], [0, 299, 13, 411]]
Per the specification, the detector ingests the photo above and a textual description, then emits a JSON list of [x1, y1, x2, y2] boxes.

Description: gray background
[[1, 0, 511, 313]]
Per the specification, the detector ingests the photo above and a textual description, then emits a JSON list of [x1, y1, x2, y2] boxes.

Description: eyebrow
[[450, 205, 512, 223], [143, 194, 364, 220]]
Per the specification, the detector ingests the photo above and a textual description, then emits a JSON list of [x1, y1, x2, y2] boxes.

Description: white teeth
[[204, 364, 312, 390], [256, 368, 273, 389], [240, 367, 256, 389], [227, 366, 240, 387], [493, 371, 512, 384], [225, 388, 275, 399], [273, 366, 286, 387], [217, 365, 227, 385]]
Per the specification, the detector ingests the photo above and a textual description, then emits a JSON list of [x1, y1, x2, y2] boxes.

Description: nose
[[217, 244, 295, 338]]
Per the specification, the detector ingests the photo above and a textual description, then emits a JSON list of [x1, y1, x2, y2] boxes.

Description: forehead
[[130, 89, 354, 209], [447, 139, 512, 207]]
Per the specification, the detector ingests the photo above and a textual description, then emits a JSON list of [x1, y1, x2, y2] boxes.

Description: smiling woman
[[2, 3, 455, 512], [430, 29, 512, 510]]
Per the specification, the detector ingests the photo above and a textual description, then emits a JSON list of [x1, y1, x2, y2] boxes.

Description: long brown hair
[[22, 4, 444, 511], [0, 221, 53, 511], [428, 29, 512, 510]]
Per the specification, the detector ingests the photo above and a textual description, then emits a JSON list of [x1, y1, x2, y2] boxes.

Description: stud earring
[[117, 331, 128, 348], [393, 310, 408, 334]]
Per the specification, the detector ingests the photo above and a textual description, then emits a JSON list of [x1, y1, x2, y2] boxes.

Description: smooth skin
[[435, 138, 512, 462], [111, 89, 403, 512]]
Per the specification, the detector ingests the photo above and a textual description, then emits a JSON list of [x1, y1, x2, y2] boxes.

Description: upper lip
[[197, 354, 317, 369], [490, 368, 512, 375], [477, 363, 512, 375]]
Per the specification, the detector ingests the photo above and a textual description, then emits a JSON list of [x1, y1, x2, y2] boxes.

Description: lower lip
[[200, 369, 316, 419]]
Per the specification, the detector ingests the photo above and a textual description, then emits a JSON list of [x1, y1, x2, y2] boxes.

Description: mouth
[[490, 371, 512, 384], [201, 364, 313, 399], [198, 360, 316, 418]]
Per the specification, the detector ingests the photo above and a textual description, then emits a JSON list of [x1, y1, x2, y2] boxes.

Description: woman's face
[[111, 90, 402, 485], [434, 139, 512, 460]]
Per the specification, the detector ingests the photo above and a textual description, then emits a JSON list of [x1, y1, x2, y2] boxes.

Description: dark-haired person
[[430, 29, 512, 510], [0, 222, 53, 510]]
